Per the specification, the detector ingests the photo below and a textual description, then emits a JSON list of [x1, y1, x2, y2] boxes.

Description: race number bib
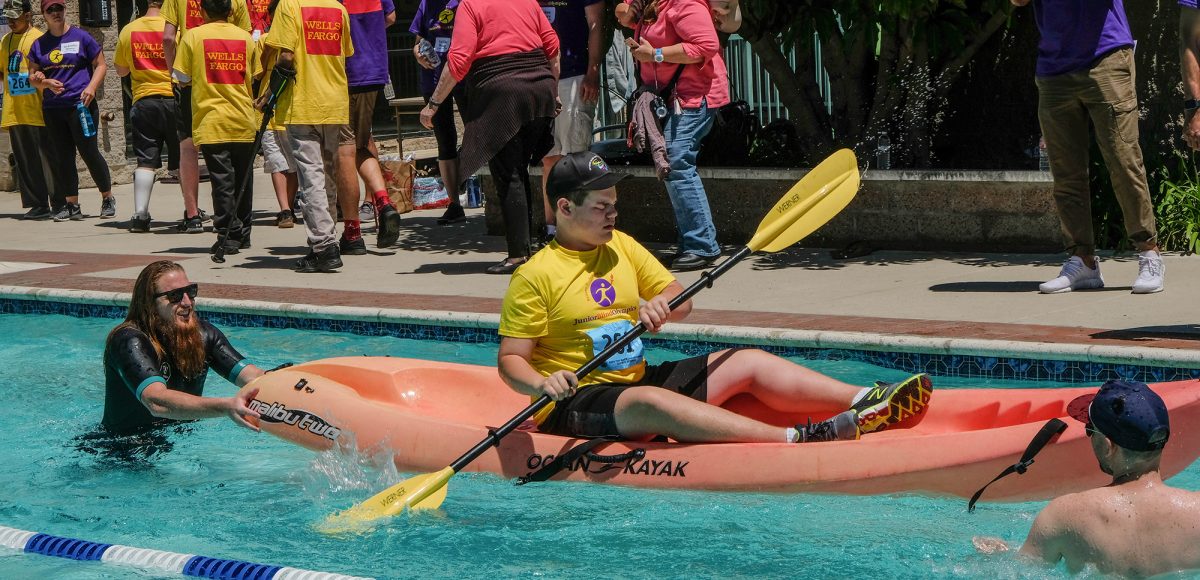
[[584, 320, 644, 372], [541, 6, 556, 23], [7, 72, 33, 96]]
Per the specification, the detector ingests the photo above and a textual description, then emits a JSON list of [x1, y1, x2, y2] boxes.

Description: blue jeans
[[663, 100, 718, 257]]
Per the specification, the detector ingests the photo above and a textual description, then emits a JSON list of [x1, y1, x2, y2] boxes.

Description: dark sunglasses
[[1085, 422, 1097, 437], [45, 5, 64, 13], [153, 283, 198, 303]]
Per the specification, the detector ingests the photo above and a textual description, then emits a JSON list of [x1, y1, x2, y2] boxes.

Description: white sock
[[133, 168, 156, 217], [851, 387, 871, 406], [786, 427, 799, 443]]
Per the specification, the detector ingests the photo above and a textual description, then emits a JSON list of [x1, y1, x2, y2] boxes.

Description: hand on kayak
[[640, 295, 672, 333], [539, 370, 579, 401], [228, 386, 262, 431]]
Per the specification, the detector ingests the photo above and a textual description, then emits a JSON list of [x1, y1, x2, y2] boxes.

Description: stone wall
[[484, 167, 1062, 252], [0, 3, 129, 193]]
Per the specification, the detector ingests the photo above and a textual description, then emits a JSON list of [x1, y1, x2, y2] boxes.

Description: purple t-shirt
[[1182, 0, 1197, 7], [343, 0, 396, 89], [539, 0, 601, 79], [28, 26, 101, 109], [409, 0, 459, 96], [1032, 0, 1134, 77]]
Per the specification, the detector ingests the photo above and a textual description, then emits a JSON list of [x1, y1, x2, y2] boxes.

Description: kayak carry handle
[[968, 418, 1068, 513]]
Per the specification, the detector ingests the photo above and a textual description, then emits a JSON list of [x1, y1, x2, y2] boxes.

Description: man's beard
[[153, 313, 206, 379]]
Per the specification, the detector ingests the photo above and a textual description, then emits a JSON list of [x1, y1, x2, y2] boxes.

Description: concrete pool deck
[[1, 172, 1198, 364]]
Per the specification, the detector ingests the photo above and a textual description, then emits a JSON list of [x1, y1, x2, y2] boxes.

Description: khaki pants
[[1036, 47, 1156, 254]]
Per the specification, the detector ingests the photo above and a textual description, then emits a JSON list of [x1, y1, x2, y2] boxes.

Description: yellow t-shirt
[[263, 0, 353, 127], [0, 27, 44, 128], [162, 0, 252, 36], [174, 22, 262, 146], [115, 16, 173, 102], [499, 230, 677, 424]]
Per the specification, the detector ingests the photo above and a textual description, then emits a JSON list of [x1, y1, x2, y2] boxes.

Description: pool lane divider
[[0, 525, 373, 580]]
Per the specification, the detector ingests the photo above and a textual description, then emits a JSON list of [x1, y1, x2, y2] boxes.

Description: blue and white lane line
[[0, 525, 373, 580]]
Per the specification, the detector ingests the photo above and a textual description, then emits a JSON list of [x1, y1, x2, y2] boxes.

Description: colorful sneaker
[[339, 235, 367, 256], [852, 374, 933, 434], [100, 196, 117, 219], [128, 214, 151, 233], [795, 410, 860, 442], [1131, 250, 1165, 294], [1039, 256, 1103, 294]]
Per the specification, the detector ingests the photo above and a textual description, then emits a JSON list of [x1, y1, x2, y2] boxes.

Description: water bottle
[[465, 175, 482, 208], [76, 102, 96, 138], [418, 38, 441, 68], [1038, 136, 1050, 171], [875, 133, 891, 170]]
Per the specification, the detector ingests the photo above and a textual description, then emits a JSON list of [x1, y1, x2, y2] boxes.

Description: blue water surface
[[1, 312, 1195, 579]]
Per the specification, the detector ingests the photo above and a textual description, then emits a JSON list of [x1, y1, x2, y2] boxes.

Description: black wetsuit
[[101, 320, 247, 434]]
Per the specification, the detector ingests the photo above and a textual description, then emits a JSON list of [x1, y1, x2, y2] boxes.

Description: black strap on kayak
[[967, 418, 1068, 513], [516, 437, 645, 485]]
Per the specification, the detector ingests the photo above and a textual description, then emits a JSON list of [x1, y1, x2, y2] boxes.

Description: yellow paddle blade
[[747, 148, 860, 253], [318, 467, 453, 533]]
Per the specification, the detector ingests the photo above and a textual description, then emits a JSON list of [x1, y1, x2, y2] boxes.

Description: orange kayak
[[243, 357, 1200, 502]]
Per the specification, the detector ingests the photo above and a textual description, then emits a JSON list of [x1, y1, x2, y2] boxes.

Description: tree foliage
[[739, 0, 1014, 167]]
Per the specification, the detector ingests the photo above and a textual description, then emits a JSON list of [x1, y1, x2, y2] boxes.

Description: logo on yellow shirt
[[590, 278, 616, 307], [300, 6, 344, 56]]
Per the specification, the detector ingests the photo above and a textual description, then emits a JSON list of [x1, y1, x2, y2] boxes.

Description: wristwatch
[[1186, 99, 1200, 111], [427, 99, 441, 110], [653, 48, 664, 63]]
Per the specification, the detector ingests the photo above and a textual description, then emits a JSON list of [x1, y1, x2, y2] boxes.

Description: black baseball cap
[[546, 152, 628, 200], [1067, 380, 1170, 451]]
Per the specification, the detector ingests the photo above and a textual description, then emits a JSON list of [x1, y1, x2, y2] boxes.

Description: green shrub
[[1153, 154, 1200, 255]]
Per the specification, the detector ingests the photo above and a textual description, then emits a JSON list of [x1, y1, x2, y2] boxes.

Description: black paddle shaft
[[449, 245, 753, 472]]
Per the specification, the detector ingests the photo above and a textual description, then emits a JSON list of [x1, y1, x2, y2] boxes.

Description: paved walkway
[[1, 173, 1197, 355]]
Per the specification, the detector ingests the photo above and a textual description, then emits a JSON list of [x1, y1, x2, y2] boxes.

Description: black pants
[[9, 124, 53, 209], [487, 118, 550, 259], [200, 142, 255, 245], [427, 86, 467, 161], [42, 103, 112, 201]]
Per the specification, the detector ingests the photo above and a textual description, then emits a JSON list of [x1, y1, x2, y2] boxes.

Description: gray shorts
[[261, 129, 296, 174]]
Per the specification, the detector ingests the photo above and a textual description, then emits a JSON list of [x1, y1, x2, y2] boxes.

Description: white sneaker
[[1039, 256, 1104, 294], [1131, 251, 1165, 294]]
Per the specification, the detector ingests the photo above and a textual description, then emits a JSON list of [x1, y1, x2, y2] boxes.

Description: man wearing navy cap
[[976, 380, 1200, 576]]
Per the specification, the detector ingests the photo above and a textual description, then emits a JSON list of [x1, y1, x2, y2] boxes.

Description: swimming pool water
[[2, 312, 1197, 579]]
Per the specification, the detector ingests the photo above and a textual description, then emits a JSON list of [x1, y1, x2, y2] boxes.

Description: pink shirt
[[447, 0, 560, 82], [632, 0, 729, 109]]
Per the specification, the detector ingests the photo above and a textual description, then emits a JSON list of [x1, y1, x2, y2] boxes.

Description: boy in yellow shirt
[[499, 153, 933, 443], [172, 0, 261, 255], [161, 0, 251, 232], [263, 0, 353, 273], [116, 0, 180, 232], [1, 0, 52, 220]]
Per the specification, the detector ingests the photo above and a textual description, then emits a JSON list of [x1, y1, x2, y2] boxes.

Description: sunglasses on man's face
[[153, 283, 199, 304]]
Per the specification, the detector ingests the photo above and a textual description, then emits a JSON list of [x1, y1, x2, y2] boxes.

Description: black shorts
[[538, 351, 726, 439], [131, 96, 181, 170], [175, 85, 193, 141]]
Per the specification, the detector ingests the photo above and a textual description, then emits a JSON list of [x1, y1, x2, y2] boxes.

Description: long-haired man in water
[[100, 260, 263, 436]]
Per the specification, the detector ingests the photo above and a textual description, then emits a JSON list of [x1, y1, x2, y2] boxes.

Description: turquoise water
[[2, 312, 1197, 579]]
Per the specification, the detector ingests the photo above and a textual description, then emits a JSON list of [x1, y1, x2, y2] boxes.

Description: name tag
[[434, 36, 450, 53], [7, 72, 33, 96], [584, 320, 644, 372], [541, 6, 556, 23], [60, 41, 80, 55]]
